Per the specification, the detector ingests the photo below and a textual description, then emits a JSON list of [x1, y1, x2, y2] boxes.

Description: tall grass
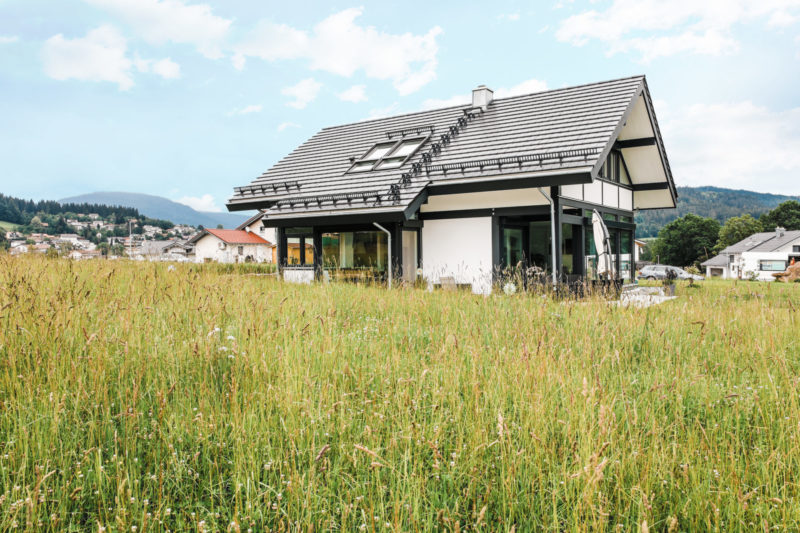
[[1, 254, 799, 531]]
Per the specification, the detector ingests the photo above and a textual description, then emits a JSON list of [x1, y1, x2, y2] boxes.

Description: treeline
[[642, 200, 800, 268], [635, 186, 800, 238], [0, 194, 142, 225]]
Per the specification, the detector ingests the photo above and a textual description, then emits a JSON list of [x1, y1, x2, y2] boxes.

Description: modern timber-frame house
[[227, 75, 677, 294]]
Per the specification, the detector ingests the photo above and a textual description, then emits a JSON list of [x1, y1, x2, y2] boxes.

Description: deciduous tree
[[650, 214, 720, 268]]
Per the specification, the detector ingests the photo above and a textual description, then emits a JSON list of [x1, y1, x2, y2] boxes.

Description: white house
[[226, 76, 677, 293], [702, 227, 800, 280], [190, 228, 273, 264]]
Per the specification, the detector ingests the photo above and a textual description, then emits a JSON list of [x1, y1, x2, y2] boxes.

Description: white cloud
[[556, 0, 800, 62], [277, 121, 300, 131], [152, 57, 180, 78], [84, 0, 232, 59], [368, 102, 401, 119], [497, 13, 521, 21], [134, 55, 181, 79], [0, 35, 19, 44], [660, 100, 800, 195], [176, 193, 222, 212], [42, 25, 134, 90], [232, 8, 442, 94], [422, 78, 548, 110], [338, 84, 367, 103], [282, 78, 322, 109], [227, 104, 263, 116]]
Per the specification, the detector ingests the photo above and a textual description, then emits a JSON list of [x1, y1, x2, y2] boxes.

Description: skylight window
[[347, 136, 428, 173]]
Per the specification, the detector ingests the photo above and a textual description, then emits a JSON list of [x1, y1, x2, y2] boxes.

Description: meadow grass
[[0, 220, 22, 232], [1, 254, 799, 532]]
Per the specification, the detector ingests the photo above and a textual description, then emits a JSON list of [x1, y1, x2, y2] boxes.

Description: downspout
[[373, 222, 392, 289], [538, 188, 558, 289]]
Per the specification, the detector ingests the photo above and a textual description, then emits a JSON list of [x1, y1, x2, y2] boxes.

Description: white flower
[[503, 282, 517, 295]]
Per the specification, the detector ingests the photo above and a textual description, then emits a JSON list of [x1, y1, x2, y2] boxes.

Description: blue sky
[[1, 0, 799, 214]]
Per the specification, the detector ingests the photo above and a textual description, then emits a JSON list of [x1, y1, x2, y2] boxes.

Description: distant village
[[3, 210, 276, 264]]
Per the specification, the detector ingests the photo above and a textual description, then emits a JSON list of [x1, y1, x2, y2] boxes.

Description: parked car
[[639, 264, 704, 281]]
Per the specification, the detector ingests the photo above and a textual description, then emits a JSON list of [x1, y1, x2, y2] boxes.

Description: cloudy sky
[[1, 0, 799, 213]]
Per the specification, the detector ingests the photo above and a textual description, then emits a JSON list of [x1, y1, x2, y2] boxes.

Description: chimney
[[472, 85, 493, 110], [776, 226, 785, 237]]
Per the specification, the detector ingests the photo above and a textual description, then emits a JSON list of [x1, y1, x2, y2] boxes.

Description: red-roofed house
[[189, 228, 274, 264]]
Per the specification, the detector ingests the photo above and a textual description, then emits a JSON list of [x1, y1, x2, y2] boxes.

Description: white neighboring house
[[702, 227, 800, 280], [190, 228, 273, 264]]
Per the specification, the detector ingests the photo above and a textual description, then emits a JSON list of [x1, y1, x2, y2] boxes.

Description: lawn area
[[0, 220, 21, 232], [1, 254, 799, 531]]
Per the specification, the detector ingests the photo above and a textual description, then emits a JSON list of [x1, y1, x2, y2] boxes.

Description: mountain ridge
[[635, 186, 800, 238], [59, 192, 251, 228]]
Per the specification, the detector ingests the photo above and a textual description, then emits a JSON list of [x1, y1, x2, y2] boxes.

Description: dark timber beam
[[632, 182, 670, 191], [614, 137, 656, 149]]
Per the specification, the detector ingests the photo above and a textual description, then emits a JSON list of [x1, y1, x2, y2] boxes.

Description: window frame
[[346, 134, 430, 174]]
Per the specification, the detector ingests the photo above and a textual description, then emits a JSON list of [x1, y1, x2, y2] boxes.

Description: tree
[[650, 214, 720, 268], [760, 200, 800, 231], [97, 242, 110, 256], [714, 214, 762, 253], [216, 224, 224, 229]]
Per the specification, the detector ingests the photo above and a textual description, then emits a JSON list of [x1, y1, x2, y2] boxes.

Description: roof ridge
[[320, 75, 646, 132], [489, 74, 645, 105]]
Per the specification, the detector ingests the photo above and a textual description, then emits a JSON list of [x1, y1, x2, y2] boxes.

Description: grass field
[[1, 254, 799, 531], [0, 220, 21, 232]]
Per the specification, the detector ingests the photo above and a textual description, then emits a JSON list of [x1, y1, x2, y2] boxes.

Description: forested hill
[[0, 193, 141, 225], [635, 186, 800, 238]]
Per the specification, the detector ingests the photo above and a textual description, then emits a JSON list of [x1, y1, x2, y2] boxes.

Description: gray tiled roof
[[747, 230, 800, 252], [701, 254, 730, 267], [702, 230, 800, 266], [227, 75, 659, 218]]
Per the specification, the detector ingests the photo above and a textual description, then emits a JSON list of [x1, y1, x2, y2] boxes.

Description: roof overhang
[[595, 80, 678, 210], [427, 168, 592, 195]]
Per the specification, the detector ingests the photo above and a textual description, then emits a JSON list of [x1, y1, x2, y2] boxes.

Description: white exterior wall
[[740, 251, 793, 281], [421, 217, 493, 295], [284, 268, 315, 284], [193, 234, 271, 264]]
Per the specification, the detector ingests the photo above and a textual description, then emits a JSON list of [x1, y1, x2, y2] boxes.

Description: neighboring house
[[58, 234, 81, 245], [237, 211, 278, 263], [702, 227, 800, 280], [190, 228, 273, 264], [137, 239, 193, 261], [226, 76, 677, 293]]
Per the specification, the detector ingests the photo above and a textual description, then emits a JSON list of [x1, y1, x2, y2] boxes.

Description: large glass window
[[759, 260, 786, 271], [529, 222, 551, 271], [348, 137, 427, 173], [286, 228, 314, 266], [620, 231, 633, 280], [502, 227, 526, 267], [321, 231, 388, 270]]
